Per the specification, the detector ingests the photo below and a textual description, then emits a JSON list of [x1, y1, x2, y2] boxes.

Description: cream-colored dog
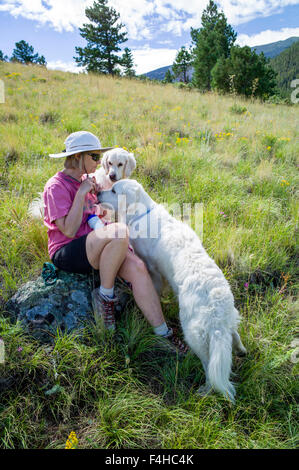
[[98, 179, 247, 403], [94, 148, 136, 190]]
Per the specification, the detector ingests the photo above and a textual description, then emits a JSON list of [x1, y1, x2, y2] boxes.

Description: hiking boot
[[158, 328, 189, 356], [91, 288, 118, 331]]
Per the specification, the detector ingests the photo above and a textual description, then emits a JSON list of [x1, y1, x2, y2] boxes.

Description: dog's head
[[101, 148, 136, 183], [97, 179, 144, 220]]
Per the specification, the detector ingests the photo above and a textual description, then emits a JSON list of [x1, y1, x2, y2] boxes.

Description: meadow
[[0, 61, 298, 449]]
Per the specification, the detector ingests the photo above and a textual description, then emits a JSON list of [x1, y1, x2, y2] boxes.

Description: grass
[[0, 62, 298, 449]]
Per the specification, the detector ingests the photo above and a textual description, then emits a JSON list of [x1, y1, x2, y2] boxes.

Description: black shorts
[[51, 234, 96, 275]]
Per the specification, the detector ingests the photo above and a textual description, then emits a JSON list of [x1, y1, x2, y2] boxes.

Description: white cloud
[[237, 27, 299, 46], [158, 40, 174, 45], [1, 0, 299, 38], [47, 60, 84, 73], [218, 1, 299, 26], [132, 46, 177, 74], [0, 0, 155, 38]]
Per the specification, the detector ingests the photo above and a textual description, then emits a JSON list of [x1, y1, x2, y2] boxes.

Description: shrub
[[39, 111, 60, 125], [229, 104, 247, 114]]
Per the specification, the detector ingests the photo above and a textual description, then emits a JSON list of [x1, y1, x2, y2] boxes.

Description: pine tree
[[172, 46, 193, 83], [163, 68, 174, 83], [0, 50, 8, 62], [122, 48, 136, 77], [191, 0, 236, 90], [11, 41, 46, 65], [211, 46, 277, 99], [74, 0, 127, 74]]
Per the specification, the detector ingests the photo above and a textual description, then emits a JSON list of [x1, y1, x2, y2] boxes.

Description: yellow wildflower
[[65, 431, 78, 449]]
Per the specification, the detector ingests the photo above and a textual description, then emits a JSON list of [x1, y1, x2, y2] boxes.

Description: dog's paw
[[197, 383, 213, 397]]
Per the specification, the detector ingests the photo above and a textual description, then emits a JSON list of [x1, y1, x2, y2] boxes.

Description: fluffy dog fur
[[98, 179, 247, 402], [94, 148, 136, 190], [28, 148, 136, 219]]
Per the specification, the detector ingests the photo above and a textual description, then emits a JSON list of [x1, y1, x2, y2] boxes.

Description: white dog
[[98, 179, 246, 403], [94, 148, 136, 190], [28, 148, 136, 219]]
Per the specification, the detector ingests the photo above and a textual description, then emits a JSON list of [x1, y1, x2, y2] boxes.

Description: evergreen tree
[[191, 0, 236, 90], [163, 68, 174, 83], [122, 47, 136, 77], [11, 40, 46, 65], [36, 55, 46, 66], [0, 50, 8, 62], [172, 46, 193, 83], [270, 40, 299, 97], [74, 0, 127, 74], [211, 45, 277, 99]]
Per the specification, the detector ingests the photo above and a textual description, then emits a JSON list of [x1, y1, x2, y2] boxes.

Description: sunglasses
[[89, 153, 101, 162]]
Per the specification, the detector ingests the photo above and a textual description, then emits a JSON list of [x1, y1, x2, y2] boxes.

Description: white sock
[[153, 322, 172, 337], [100, 286, 114, 299]]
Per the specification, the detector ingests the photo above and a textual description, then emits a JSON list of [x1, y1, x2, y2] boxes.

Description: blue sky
[[0, 1, 299, 74]]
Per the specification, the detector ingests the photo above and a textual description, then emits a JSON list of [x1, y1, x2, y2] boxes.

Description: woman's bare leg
[[86, 223, 129, 288], [117, 251, 165, 328]]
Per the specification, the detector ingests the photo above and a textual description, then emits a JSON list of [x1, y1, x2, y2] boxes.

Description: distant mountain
[[270, 39, 299, 96], [144, 36, 299, 81], [251, 36, 299, 58], [143, 65, 172, 81]]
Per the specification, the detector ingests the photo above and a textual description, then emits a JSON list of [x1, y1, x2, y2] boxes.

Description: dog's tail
[[208, 327, 235, 403], [28, 193, 44, 219]]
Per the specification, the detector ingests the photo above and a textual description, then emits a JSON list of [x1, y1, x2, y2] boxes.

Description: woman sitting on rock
[[43, 131, 188, 353]]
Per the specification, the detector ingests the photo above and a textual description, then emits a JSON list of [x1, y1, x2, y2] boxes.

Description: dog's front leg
[[150, 270, 163, 296], [143, 260, 163, 295]]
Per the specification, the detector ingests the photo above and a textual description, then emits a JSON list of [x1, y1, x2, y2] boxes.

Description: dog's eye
[[108, 162, 112, 165], [118, 163, 123, 167]]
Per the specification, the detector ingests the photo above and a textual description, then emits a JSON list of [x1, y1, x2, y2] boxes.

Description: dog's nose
[[109, 174, 116, 181]]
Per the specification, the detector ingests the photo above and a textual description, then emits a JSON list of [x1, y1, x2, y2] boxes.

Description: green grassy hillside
[[270, 40, 299, 97], [0, 62, 298, 449]]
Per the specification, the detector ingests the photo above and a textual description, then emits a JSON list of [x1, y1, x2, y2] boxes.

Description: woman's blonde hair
[[64, 152, 85, 170]]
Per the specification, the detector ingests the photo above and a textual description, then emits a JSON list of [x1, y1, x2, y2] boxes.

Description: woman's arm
[[54, 178, 96, 238]]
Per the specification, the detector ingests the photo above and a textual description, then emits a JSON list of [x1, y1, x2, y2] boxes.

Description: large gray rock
[[6, 269, 132, 343]]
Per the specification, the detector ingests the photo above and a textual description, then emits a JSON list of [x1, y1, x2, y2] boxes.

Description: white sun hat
[[49, 131, 114, 158]]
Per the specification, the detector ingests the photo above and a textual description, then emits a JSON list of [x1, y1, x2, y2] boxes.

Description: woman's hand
[[78, 176, 97, 196]]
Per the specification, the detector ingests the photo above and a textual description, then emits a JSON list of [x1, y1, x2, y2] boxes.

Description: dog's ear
[[101, 153, 109, 174], [124, 153, 136, 177]]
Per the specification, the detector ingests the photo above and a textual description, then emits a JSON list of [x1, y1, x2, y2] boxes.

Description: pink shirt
[[43, 171, 99, 259]]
